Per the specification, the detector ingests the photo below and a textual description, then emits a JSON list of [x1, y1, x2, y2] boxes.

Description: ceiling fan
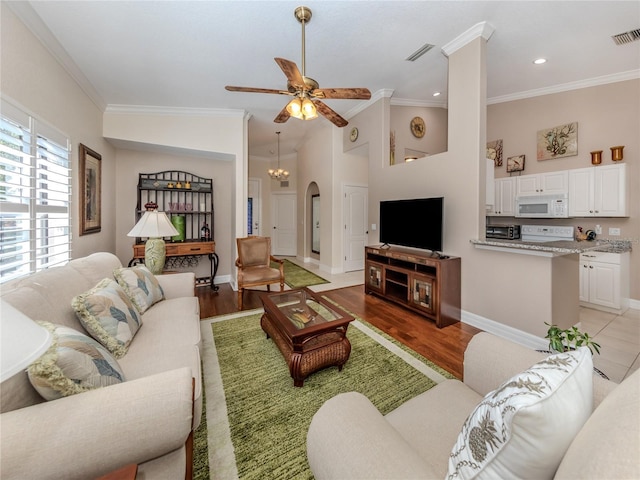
[[225, 6, 371, 128]]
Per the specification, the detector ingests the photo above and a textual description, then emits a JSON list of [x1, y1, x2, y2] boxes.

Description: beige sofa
[[0, 252, 202, 479], [307, 332, 639, 479]]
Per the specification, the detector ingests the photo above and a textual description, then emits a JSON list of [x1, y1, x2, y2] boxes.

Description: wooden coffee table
[[260, 287, 354, 387]]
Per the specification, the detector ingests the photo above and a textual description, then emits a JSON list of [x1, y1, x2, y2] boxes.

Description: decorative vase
[[171, 215, 186, 242], [610, 145, 624, 162], [590, 150, 602, 165]]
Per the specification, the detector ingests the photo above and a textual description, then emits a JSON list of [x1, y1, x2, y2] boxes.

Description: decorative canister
[[610, 145, 624, 162], [590, 150, 602, 165], [171, 215, 186, 242]]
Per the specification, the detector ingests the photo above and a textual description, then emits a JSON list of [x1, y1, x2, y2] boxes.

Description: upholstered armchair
[[235, 236, 285, 310]]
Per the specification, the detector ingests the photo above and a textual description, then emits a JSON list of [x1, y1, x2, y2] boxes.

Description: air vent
[[406, 43, 435, 62], [612, 28, 640, 45], [280, 181, 289, 188]]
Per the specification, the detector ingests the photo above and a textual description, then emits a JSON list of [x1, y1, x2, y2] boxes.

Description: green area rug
[[200, 309, 453, 479], [272, 259, 329, 288]]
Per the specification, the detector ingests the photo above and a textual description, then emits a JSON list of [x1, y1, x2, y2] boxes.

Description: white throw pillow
[[448, 347, 593, 479]]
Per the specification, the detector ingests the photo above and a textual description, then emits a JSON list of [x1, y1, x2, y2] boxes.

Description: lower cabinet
[[364, 246, 461, 328], [579, 251, 629, 314]]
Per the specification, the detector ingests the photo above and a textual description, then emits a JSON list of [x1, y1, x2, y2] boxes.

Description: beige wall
[[103, 110, 247, 280], [1, 4, 117, 259], [488, 79, 639, 300], [114, 149, 233, 281], [390, 105, 448, 162]]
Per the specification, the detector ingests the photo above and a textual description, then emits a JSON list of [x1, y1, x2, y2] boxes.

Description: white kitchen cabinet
[[579, 251, 629, 313], [516, 171, 568, 196], [569, 164, 627, 217], [488, 177, 516, 216]]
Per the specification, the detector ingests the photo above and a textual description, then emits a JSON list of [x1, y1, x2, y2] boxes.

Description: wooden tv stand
[[364, 246, 461, 328]]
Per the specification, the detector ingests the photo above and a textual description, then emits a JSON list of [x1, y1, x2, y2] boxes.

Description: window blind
[[0, 100, 71, 283]]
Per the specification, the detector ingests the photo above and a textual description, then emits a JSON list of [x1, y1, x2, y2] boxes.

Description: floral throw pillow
[[28, 322, 125, 401], [113, 265, 164, 314], [72, 278, 142, 358], [447, 347, 593, 479]]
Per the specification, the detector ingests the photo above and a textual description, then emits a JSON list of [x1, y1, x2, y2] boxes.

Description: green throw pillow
[[72, 278, 142, 358], [28, 322, 125, 401], [113, 265, 164, 314]]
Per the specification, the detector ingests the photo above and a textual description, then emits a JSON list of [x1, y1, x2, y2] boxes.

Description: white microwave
[[515, 194, 569, 218]]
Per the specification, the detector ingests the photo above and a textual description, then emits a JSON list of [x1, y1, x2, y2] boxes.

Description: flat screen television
[[379, 197, 444, 252]]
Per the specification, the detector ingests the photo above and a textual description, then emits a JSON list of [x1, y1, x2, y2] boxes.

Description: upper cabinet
[[569, 164, 627, 217], [488, 177, 516, 216], [516, 171, 569, 196]]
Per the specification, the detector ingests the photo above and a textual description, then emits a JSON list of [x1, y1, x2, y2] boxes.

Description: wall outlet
[[371, 223, 377, 231], [609, 227, 621, 236], [595, 225, 602, 235]]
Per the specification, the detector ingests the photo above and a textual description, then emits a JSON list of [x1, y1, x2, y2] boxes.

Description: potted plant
[[545, 322, 601, 356]]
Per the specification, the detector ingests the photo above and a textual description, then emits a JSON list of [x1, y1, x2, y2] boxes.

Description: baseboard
[[629, 298, 640, 311], [461, 310, 548, 351]]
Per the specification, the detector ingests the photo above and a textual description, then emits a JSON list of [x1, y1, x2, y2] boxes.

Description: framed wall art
[[79, 143, 102, 235], [507, 155, 525, 173], [486, 139, 503, 167], [537, 122, 578, 160]]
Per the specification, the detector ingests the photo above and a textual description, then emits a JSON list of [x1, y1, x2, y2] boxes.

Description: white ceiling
[[9, 1, 640, 157]]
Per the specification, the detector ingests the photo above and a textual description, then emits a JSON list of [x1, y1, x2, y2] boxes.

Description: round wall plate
[[410, 117, 425, 138]]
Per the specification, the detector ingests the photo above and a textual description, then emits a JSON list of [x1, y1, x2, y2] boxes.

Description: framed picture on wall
[[79, 143, 102, 235]]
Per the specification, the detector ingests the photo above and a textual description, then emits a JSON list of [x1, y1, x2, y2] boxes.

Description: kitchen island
[[468, 238, 631, 335]]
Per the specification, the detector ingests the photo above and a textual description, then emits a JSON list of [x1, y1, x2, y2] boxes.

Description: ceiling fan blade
[[313, 100, 348, 128], [274, 106, 291, 124], [312, 88, 372, 100], [274, 58, 305, 89], [225, 86, 288, 95]]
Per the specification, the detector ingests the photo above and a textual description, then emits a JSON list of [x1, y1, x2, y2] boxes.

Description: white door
[[248, 178, 261, 235], [343, 185, 368, 272], [271, 193, 297, 256]]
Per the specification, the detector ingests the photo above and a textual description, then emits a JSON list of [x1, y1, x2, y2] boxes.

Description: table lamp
[[1, 300, 53, 382], [127, 206, 178, 275]]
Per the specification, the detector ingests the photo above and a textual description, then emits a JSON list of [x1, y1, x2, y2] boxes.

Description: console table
[[364, 246, 461, 328], [129, 241, 218, 289]]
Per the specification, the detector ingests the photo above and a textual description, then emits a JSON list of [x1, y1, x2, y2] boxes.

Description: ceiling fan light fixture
[[286, 97, 302, 117], [301, 97, 317, 119]]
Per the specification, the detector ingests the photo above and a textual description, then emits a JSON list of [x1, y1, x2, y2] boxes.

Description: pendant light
[[268, 131, 289, 180]]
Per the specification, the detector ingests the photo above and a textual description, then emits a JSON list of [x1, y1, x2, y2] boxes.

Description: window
[[1, 100, 71, 283]]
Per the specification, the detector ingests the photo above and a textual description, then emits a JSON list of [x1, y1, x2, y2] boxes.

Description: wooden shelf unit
[[364, 246, 461, 328]]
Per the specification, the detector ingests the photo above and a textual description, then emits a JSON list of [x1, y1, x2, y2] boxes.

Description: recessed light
[[432, 92, 441, 97], [533, 58, 547, 65]]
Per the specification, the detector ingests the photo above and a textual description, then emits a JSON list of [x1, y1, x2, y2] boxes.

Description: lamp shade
[[127, 210, 178, 238], [1, 300, 52, 382]]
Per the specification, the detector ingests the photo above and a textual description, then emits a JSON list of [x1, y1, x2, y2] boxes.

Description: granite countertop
[[471, 238, 632, 257]]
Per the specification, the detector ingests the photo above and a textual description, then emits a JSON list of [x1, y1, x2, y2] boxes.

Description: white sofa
[[0, 252, 202, 479], [307, 332, 639, 479]]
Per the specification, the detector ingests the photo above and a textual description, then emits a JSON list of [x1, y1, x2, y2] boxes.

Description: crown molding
[[391, 97, 447, 109], [104, 104, 247, 118], [6, 1, 106, 111], [441, 21, 495, 57], [345, 88, 394, 119], [488, 69, 640, 105]]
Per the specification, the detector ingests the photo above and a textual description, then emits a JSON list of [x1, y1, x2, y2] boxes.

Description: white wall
[[1, 4, 116, 259]]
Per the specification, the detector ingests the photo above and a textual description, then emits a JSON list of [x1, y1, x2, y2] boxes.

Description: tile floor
[[579, 306, 640, 383], [285, 257, 639, 383]]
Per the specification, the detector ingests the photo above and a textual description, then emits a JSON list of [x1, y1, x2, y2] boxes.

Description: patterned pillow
[[27, 322, 125, 401], [72, 278, 142, 358], [447, 348, 593, 479], [113, 265, 164, 314]]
